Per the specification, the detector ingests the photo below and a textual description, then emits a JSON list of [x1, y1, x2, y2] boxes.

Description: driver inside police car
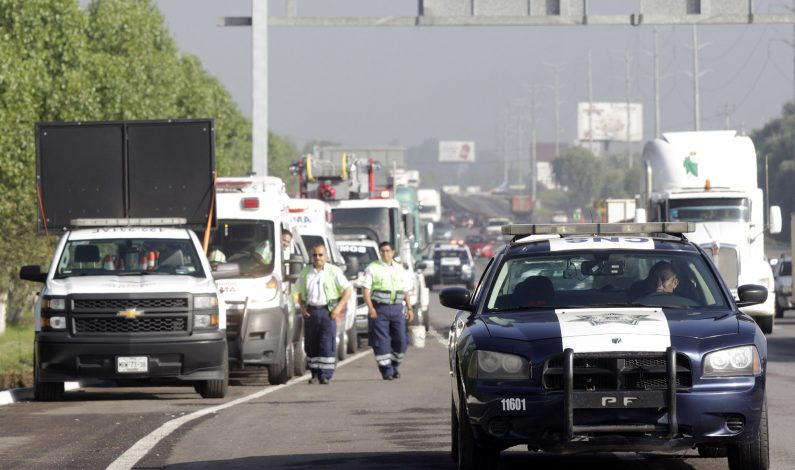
[[646, 261, 679, 294]]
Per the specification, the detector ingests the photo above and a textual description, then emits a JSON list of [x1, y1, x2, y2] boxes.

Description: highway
[[2, 269, 795, 469]]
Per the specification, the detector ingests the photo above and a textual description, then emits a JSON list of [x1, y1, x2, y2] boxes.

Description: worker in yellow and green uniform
[[296, 243, 352, 384], [362, 241, 414, 380]]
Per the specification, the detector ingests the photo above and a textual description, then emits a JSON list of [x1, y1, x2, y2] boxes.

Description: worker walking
[[296, 244, 352, 384], [363, 241, 414, 380]]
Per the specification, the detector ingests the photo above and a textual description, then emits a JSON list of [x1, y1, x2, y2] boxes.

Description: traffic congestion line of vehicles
[[18, 121, 448, 401]]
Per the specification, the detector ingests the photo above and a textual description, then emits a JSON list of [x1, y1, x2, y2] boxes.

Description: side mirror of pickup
[[20, 265, 47, 283], [212, 262, 240, 280], [288, 254, 304, 283]]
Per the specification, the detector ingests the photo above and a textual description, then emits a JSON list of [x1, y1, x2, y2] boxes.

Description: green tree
[[551, 146, 603, 209]]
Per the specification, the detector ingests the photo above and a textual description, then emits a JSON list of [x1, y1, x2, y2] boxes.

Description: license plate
[[116, 356, 148, 373]]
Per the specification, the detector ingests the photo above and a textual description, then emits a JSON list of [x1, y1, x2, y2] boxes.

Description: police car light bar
[[71, 218, 188, 227], [501, 222, 696, 236]]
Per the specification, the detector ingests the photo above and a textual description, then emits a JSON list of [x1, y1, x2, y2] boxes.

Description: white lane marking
[[427, 328, 449, 347], [107, 349, 371, 470]]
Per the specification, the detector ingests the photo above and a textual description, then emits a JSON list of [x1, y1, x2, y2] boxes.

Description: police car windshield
[[434, 249, 469, 262], [204, 219, 275, 278], [55, 238, 204, 278], [485, 249, 728, 311]]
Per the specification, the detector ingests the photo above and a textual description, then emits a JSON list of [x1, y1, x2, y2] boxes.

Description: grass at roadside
[[0, 324, 34, 389]]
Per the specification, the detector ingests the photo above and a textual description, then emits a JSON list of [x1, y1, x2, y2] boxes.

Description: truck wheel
[[337, 328, 347, 361], [423, 307, 431, 332], [774, 303, 783, 319], [268, 341, 292, 385], [346, 323, 358, 354], [456, 382, 499, 470], [195, 348, 228, 399], [727, 394, 769, 470], [756, 315, 774, 335], [294, 336, 306, 377], [33, 353, 63, 402]]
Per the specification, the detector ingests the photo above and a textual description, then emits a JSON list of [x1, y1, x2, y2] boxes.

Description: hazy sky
[[153, 0, 795, 154]]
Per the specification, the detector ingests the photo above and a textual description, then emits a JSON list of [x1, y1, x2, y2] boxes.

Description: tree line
[[0, 0, 298, 324]]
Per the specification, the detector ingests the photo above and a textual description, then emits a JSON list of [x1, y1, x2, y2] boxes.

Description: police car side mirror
[[288, 254, 304, 282], [736, 284, 768, 307], [20, 265, 47, 283], [439, 287, 473, 312], [212, 262, 240, 280]]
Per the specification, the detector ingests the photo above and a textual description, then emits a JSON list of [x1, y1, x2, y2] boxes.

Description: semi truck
[[418, 188, 442, 224], [20, 119, 236, 400], [640, 130, 782, 333]]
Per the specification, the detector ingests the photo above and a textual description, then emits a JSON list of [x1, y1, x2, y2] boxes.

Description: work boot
[[308, 377, 319, 384], [319, 377, 330, 385]]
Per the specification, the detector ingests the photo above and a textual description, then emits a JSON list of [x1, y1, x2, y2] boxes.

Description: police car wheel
[[456, 382, 499, 470], [727, 394, 769, 470], [450, 398, 459, 462]]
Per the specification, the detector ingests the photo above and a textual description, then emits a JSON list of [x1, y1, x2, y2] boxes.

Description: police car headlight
[[703, 346, 761, 377], [474, 350, 530, 380], [462, 264, 472, 273]]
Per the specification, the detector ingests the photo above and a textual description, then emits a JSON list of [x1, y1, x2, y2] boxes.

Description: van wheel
[[346, 324, 358, 354], [195, 348, 228, 399], [774, 303, 784, 318], [756, 315, 774, 335], [268, 340, 292, 385], [294, 336, 306, 376], [727, 394, 769, 470], [337, 328, 347, 361]]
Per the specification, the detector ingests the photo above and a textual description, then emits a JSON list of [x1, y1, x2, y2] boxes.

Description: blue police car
[[442, 222, 769, 470]]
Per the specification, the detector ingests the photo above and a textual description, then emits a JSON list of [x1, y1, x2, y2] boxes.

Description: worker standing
[[362, 241, 414, 380], [296, 244, 352, 384]]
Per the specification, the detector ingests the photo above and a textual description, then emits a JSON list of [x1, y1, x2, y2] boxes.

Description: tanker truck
[[640, 130, 782, 334]]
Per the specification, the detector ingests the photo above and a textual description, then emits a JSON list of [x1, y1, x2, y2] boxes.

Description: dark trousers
[[305, 306, 337, 379], [368, 303, 407, 378]]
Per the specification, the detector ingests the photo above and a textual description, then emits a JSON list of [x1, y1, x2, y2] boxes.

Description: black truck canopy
[[35, 119, 216, 233]]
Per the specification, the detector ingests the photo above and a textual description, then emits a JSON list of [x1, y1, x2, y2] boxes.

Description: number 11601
[[501, 398, 526, 411]]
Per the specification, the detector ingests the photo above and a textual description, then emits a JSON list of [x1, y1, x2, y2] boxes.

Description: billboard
[[439, 141, 476, 163], [577, 102, 643, 142]]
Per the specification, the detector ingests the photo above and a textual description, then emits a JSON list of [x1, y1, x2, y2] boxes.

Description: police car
[[442, 223, 769, 470]]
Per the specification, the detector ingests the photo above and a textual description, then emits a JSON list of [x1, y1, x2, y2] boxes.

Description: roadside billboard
[[439, 141, 476, 163], [577, 102, 643, 142]]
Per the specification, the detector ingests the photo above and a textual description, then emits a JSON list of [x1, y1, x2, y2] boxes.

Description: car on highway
[[464, 234, 495, 258], [484, 217, 511, 237], [773, 254, 791, 318], [424, 243, 476, 290], [442, 222, 770, 470]]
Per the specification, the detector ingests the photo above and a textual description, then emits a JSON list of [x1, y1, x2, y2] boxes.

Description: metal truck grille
[[74, 316, 187, 333], [701, 245, 739, 289], [543, 353, 692, 391], [73, 298, 189, 310]]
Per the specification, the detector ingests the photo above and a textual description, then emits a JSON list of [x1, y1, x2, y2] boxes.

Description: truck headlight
[[194, 313, 219, 329], [194, 294, 219, 310], [42, 297, 66, 311], [471, 350, 530, 380], [42, 316, 67, 330], [703, 346, 761, 377]]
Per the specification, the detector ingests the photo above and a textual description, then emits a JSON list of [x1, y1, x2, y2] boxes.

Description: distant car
[[551, 210, 569, 223], [485, 217, 511, 237], [425, 243, 476, 290], [465, 234, 495, 258], [442, 222, 770, 469], [433, 221, 454, 241], [773, 255, 791, 318]]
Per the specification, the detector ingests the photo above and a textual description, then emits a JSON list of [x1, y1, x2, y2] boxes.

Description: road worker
[[362, 241, 414, 380], [296, 243, 352, 384]]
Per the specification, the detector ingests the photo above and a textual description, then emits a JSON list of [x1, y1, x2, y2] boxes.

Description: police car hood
[[47, 275, 217, 296], [482, 307, 738, 351]]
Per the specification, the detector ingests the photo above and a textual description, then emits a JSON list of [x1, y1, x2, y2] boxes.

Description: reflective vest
[[368, 260, 406, 304], [299, 265, 345, 306]]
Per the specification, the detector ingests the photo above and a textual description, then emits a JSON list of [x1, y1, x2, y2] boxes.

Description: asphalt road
[[2, 265, 795, 469]]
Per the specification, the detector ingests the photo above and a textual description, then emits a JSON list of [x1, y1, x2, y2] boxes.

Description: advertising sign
[[577, 102, 643, 142], [439, 141, 476, 163]]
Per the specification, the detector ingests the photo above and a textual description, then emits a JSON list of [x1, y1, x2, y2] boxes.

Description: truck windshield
[[55, 238, 204, 278], [205, 220, 275, 278], [332, 207, 394, 246], [667, 198, 749, 223]]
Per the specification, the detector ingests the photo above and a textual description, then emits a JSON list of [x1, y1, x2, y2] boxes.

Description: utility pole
[[546, 64, 563, 159], [530, 85, 538, 202], [625, 49, 633, 168], [692, 24, 701, 131], [653, 26, 661, 138], [587, 50, 594, 153]]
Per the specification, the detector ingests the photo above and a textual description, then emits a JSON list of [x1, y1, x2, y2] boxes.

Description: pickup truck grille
[[543, 352, 692, 391], [69, 294, 190, 335]]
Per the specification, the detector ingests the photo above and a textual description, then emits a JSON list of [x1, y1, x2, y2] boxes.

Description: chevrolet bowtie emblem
[[117, 309, 142, 319]]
